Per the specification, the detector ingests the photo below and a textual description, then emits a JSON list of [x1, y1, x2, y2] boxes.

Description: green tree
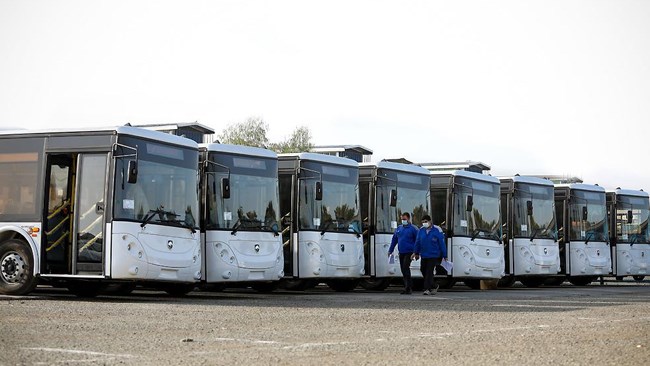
[[218, 117, 269, 148], [218, 117, 313, 153]]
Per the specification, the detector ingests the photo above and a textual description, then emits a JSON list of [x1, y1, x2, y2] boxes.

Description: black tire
[[436, 277, 456, 289], [463, 279, 481, 290], [568, 276, 594, 286], [200, 283, 226, 292], [520, 277, 546, 288], [162, 283, 196, 296], [104, 283, 137, 296], [67, 282, 106, 298], [280, 278, 313, 291], [498, 275, 516, 288], [544, 277, 565, 286], [632, 275, 645, 282], [359, 278, 391, 291], [411, 278, 424, 291], [0, 239, 37, 295], [326, 279, 360, 292], [251, 282, 280, 293]]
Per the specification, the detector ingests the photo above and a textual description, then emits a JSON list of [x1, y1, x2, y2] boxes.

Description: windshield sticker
[[391, 221, 398, 229], [123, 199, 134, 210], [313, 218, 321, 226], [460, 220, 468, 228], [581, 230, 586, 238], [521, 224, 528, 232], [622, 234, 628, 240], [223, 211, 232, 221]]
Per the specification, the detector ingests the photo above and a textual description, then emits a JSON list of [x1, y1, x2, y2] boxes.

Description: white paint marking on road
[[211, 337, 281, 345], [36, 357, 117, 364], [282, 342, 350, 350], [492, 304, 581, 309], [22, 347, 133, 358], [471, 325, 549, 333]]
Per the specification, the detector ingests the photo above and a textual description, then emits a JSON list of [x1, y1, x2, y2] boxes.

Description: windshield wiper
[[471, 228, 481, 241], [320, 221, 334, 236], [630, 235, 637, 246], [140, 207, 179, 229], [230, 218, 242, 235], [584, 232, 594, 244], [530, 228, 538, 242], [160, 218, 196, 234]]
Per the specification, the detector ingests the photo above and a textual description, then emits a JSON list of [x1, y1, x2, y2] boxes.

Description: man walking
[[388, 212, 419, 294], [412, 215, 447, 295]]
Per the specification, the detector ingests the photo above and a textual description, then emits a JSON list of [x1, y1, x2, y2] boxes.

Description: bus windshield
[[205, 154, 280, 232], [569, 190, 607, 242], [113, 137, 199, 230], [298, 161, 361, 234], [453, 176, 501, 241], [513, 183, 556, 240], [614, 195, 649, 244], [375, 169, 430, 233]]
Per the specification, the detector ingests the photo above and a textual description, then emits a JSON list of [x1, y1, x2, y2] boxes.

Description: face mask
[[422, 222, 430, 228], [401, 220, 408, 226]]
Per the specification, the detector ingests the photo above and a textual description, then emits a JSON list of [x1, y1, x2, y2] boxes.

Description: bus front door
[[73, 154, 108, 275]]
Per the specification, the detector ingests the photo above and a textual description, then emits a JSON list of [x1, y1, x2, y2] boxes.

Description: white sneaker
[[423, 290, 431, 295]]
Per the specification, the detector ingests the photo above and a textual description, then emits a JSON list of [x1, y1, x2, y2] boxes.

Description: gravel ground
[[1, 281, 649, 365]]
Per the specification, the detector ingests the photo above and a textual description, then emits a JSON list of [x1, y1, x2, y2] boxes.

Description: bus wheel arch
[[0, 238, 38, 295]]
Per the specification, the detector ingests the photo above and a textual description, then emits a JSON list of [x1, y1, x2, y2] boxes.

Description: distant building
[[134, 122, 216, 144], [311, 145, 373, 163], [526, 175, 584, 184], [419, 161, 491, 174]]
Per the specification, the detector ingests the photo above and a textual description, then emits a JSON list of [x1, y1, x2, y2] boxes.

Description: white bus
[[200, 144, 284, 291], [278, 153, 364, 291], [429, 170, 505, 289], [606, 188, 649, 281], [498, 176, 561, 287], [551, 183, 612, 285], [0, 126, 201, 296], [358, 161, 431, 290]]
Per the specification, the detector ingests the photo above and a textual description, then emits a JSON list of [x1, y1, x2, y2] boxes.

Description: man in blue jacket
[[412, 214, 447, 295], [388, 212, 419, 294]]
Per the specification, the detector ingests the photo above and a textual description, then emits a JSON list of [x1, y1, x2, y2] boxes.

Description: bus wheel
[[520, 277, 546, 288], [326, 279, 360, 292], [632, 275, 645, 282], [359, 278, 391, 291], [463, 279, 481, 290], [437, 277, 456, 289], [162, 283, 195, 297], [544, 277, 565, 286], [0, 239, 37, 295], [411, 278, 424, 291], [497, 276, 516, 288], [251, 282, 280, 293], [568, 276, 594, 286], [104, 283, 137, 296], [67, 282, 105, 298], [281, 279, 313, 291]]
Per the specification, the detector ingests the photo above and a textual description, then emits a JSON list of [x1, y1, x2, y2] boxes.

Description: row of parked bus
[[0, 126, 647, 296]]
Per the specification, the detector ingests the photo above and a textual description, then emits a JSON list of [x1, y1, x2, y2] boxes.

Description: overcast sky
[[1, 0, 649, 190]]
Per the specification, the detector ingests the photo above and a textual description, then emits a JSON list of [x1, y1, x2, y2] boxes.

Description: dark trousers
[[420, 257, 442, 291], [399, 253, 413, 290]]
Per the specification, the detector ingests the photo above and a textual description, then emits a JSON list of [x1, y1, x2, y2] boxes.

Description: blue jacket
[[388, 223, 418, 254], [414, 225, 447, 259]]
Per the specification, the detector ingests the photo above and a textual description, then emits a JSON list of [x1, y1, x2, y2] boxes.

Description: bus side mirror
[[315, 181, 323, 201], [127, 160, 138, 184], [627, 210, 633, 224], [466, 195, 473, 212], [221, 177, 231, 199], [390, 189, 397, 207], [582, 206, 588, 221], [526, 200, 533, 216]]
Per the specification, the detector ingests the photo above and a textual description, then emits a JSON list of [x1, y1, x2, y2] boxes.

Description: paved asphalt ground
[[1, 280, 649, 366]]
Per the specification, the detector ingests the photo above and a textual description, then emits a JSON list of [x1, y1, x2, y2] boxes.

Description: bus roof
[[434, 169, 500, 184], [501, 176, 554, 187], [359, 161, 430, 176], [555, 183, 606, 193], [0, 125, 198, 149], [278, 152, 358, 168], [607, 188, 649, 198], [201, 143, 277, 159]]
